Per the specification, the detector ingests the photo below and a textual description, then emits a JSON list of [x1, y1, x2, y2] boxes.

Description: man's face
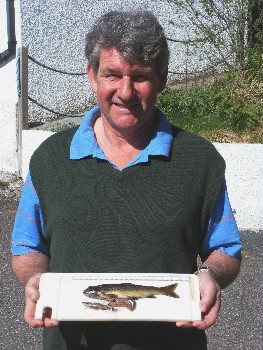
[[87, 48, 167, 133]]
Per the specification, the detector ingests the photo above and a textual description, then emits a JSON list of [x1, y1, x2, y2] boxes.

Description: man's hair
[[85, 11, 169, 75]]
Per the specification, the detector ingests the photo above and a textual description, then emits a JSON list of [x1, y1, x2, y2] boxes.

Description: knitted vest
[[30, 125, 225, 350], [30, 125, 225, 275]]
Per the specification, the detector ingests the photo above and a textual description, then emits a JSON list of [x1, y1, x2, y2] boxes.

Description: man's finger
[[176, 321, 193, 328], [198, 272, 221, 313], [24, 295, 44, 327]]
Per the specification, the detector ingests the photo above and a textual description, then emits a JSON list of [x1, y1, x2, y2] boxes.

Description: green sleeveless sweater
[[30, 125, 225, 350]]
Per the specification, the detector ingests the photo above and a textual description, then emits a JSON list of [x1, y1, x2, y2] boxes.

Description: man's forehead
[[98, 47, 155, 72]]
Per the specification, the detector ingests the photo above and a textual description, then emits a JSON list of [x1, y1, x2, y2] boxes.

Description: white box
[[35, 273, 201, 322]]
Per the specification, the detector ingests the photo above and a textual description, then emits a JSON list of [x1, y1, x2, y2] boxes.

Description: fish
[[83, 282, 179, 300], [82, 298, 136, 312], [82, 301, 113, 311], [108, 298, 136, 311]]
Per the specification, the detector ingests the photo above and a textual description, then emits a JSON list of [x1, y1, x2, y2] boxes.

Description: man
[[12, 10, 241, 350]]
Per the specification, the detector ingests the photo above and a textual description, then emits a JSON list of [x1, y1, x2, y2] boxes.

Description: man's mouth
[[113, 103, 137, 110], [115, 103, 128, 109]]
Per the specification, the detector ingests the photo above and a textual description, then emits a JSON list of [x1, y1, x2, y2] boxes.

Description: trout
[[83, 282, 179, 300]]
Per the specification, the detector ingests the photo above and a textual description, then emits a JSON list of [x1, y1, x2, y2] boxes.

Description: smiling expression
[[87, 48, 167, 134]]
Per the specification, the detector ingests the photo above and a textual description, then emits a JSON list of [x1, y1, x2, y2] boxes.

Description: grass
[[157, 69, 263, 143]]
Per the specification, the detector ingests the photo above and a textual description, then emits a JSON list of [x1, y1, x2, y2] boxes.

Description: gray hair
[[85, 11, 169, 75]]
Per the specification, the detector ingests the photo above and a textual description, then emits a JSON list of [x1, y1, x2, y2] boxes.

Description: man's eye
[[133, 75, 149, 82], [106, 75, 120, 81]]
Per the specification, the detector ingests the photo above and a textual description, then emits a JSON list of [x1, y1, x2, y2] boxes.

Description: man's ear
[[87, 64, 98, 94], [157, 68, 168, 93]]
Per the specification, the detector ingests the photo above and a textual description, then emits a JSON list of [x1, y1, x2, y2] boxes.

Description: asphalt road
[[0, 184, 262, 350]]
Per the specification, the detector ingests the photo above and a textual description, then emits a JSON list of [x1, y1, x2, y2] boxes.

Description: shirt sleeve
[[11, 171, 50, 256], [200, 177, 242, 259]]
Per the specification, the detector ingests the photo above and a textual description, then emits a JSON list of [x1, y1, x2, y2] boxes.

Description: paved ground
[[0, 182, 262, 350]]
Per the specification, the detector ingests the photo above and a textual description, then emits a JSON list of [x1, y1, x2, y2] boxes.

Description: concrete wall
[[0, 0, 21, 181], [214, 143, 263, 231], [21, 130, 54, 180]]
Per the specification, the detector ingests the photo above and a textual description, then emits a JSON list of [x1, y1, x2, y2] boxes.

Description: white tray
[[35, 273, 201, 322]]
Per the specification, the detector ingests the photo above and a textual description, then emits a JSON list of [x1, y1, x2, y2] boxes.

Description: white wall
[[214, 143, 263, 231], [0, 0, 22, 181], [22, 130, 54, 179]]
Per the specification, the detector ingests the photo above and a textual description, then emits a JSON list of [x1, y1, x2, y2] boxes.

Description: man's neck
[[93, 116, 156, 170]]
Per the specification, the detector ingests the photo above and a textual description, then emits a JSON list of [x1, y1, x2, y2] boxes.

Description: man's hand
[[12, 253, 58, 327], [24, 273, 59, 328], [177, 251, 241, 330], [176, 271, 221, 330]]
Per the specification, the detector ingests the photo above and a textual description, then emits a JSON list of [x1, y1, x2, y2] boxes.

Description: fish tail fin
[[163, 283, 180, 298]]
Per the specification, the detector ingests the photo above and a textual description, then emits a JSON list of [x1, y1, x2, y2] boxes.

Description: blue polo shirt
[[11, 106, 242, 258]]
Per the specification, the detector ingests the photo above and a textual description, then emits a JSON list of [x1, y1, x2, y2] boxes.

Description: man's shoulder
[[30, 126, 79, 170], [33, 126, 78, 156], [170, 125, 224, 166], [170, 124, 219, 151]]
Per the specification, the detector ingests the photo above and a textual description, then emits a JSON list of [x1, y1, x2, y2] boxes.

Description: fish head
[[83, 285, 104, 299]]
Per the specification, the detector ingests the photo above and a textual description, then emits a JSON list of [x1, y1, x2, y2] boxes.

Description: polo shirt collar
[[70, 106, 173, 162]]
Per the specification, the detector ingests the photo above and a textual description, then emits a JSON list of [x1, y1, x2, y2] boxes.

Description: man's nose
[[117, 77, 134, 101]]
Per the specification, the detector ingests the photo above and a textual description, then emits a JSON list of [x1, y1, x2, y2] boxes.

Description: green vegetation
[[162, 1, 262, 142], [157, 69, 263, 143], [167, 0, 263, 71]]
